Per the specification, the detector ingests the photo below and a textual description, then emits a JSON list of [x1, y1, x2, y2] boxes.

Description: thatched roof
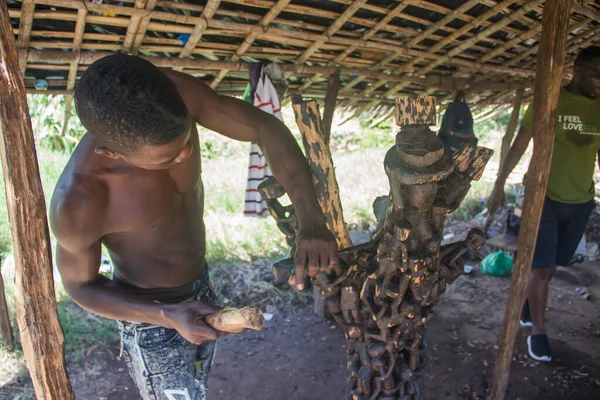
[[8, 0, 600, 118]]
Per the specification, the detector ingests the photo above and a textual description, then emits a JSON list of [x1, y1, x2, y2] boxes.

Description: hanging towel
[[243, 66, 282, 217]]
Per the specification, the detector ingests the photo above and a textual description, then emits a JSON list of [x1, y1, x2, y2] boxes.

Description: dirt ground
[[2, 259, 600, 400]]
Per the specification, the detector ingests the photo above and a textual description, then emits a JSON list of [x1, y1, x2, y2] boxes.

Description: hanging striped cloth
[[243, 68, 282, 217]]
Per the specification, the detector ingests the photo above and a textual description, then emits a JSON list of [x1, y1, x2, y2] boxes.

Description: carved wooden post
[[292, 98, 352, 249], [489, 0, 574, 399], [269, 96, 492, 399], [292, 98, 351, 317], [0, 2, 74, 398], [0, 257, 13, 349]]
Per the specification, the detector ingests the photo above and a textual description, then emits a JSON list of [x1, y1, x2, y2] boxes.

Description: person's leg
[[528, 266, 556, 335], [526, 198, 559, 361]]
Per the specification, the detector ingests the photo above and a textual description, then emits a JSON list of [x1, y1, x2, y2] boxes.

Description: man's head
[[75, 54, 193, 169], [572, 46, 600, 99]]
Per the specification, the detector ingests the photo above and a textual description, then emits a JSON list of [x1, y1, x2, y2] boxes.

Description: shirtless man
[[50, 55, 337, 400]]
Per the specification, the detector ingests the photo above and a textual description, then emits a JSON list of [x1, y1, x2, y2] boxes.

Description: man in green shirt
[[488, 46, 600, 362]]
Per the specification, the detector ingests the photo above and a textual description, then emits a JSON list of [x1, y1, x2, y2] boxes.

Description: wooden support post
[[488, 0, 574, 399], [322, 71, 340, 145], [0, 2, 74, 398], [61, 95, 73, 137], [292, 98, 352, 317], [0, 257, 13, 350], [499, 88, 524, 167]]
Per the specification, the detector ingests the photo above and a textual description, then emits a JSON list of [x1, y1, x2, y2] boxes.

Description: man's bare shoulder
[[50, 155, 108, 251]]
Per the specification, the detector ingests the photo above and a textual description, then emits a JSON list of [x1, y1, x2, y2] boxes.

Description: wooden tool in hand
[[203, 307, 266, 333]]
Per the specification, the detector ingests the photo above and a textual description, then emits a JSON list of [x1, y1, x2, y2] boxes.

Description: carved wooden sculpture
[[268, 96, 492, 399]]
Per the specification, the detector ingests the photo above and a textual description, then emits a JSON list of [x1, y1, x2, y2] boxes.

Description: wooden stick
[[10, 1, 539, 79], [178, 0, 220, 60], [0, 259, 13, 350], [61, 96, 73, 137], [488, 0, 574, 398], [499, 89, 524, 167], [17, 0, 35, 72], [0, 1, 74, 398], [130, 0, 158, 55], [322, 71, 341, 145], [210, 0, 290, 88], [204, 307, 265, 333], [121, 0, 148, 54]]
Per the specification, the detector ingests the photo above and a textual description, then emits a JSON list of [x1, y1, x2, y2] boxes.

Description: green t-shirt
[[521, 88, 600, 203]]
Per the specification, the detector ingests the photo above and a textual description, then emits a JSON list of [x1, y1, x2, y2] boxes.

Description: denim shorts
[[117, 282, 219, 400]]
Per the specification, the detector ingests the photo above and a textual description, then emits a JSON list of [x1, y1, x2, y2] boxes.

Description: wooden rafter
[[7, 0, 600, 112], [130, 0, 158, 55], [352, 0, 547, 114], [210, 0, 290, 89], [298, 0, 409, 93], [178, 0, 221, 60], [16, 0, 34, 72], [121, 0, 148, 54]]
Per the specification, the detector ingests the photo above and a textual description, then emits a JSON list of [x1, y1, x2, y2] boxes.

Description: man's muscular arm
[[50, 180, 222, 343], [164, 70, 338, 289], [488, 126, 533, 212]]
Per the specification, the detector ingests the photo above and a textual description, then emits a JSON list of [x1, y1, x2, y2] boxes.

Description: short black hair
[[75, 54, 189, 154], [574, 46, 600, 67]]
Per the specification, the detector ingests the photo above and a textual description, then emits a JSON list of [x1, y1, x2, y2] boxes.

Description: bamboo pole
[[488, 0, 574, 398], [130, 0, 158, 55], [297, 0, 410, 92], [210, 0, 290, 89], [17, 0, 35, 73], [19, 49, 534, 93], [0, 2, 74, 398], [283, 0, 367, 80], [178, 0, 220, 60], [499, 89, 524, 167], [345, 0, 535, 110], [10, 1, 539, 79], [121, 0, 148, 54], [62, 8, 86, 137]]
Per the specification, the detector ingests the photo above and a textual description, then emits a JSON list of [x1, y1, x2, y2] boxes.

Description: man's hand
[[290, 222, 338, 290], [161, 301, 229, 344], [487, 184, 506, 215]]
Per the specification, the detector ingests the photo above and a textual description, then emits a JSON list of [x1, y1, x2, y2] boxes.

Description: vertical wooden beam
[[488, 0, 574, 399], [499, 88, 524, 167], [0, 258, 13, 350], [0, 2, 74, 398], [322, 71, 341, 145]]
